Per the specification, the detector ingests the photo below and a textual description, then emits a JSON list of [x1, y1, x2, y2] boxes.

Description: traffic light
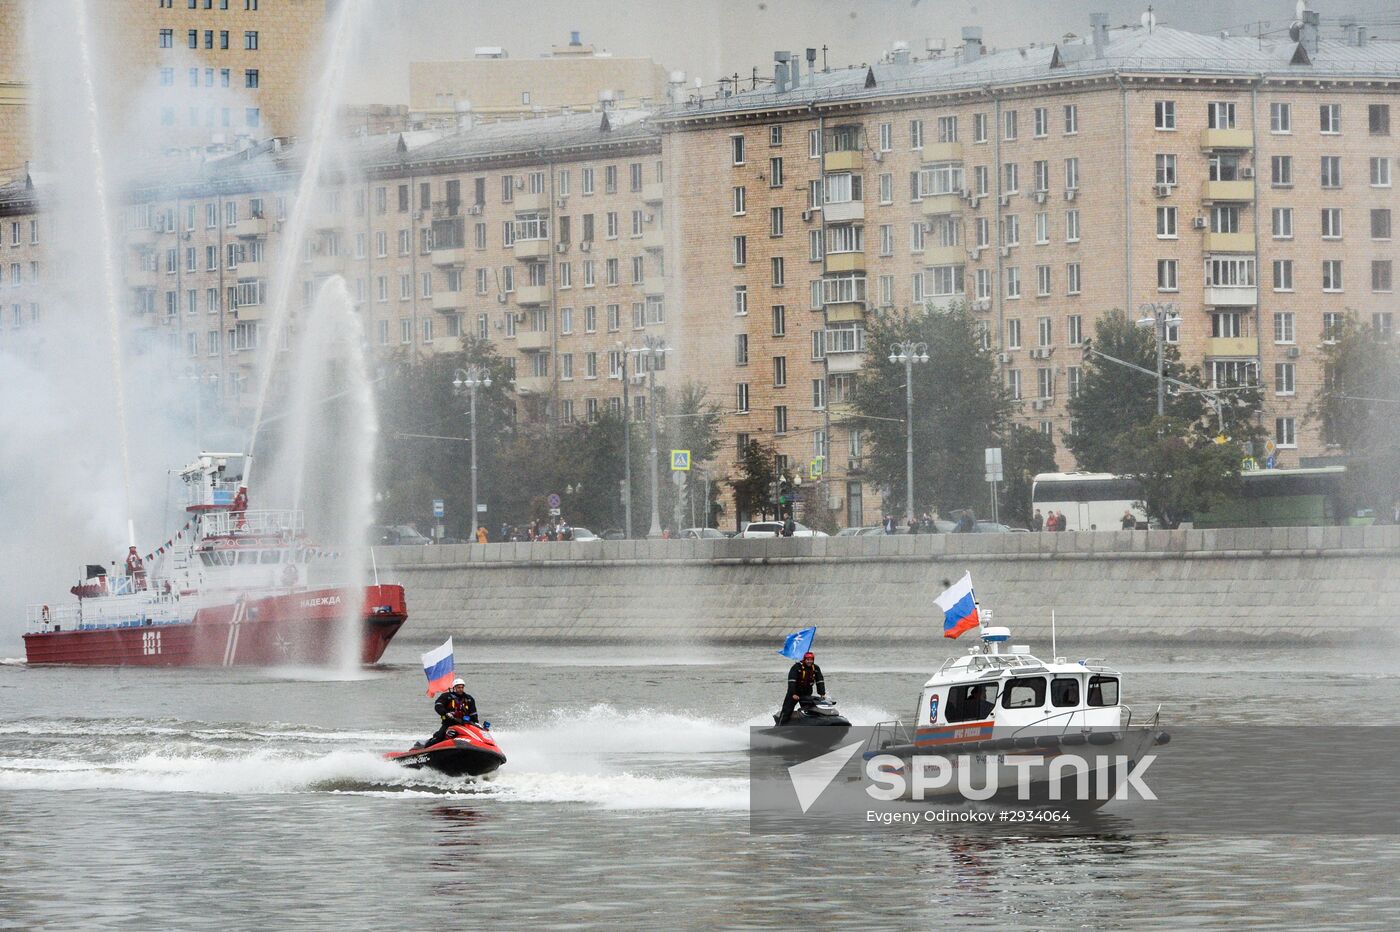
[[768, 480, 780, 504]]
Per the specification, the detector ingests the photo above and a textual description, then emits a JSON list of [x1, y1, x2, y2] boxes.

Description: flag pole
[[1051, 609, 1057, 660]]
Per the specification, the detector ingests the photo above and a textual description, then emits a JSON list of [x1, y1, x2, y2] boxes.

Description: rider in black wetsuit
[[424, 678, 480, 746], [778, 652, 826, 725]]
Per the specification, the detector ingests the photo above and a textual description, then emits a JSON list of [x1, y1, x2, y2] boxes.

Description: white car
[[569, 527, 602, 541], [739, 521, 828, 538]]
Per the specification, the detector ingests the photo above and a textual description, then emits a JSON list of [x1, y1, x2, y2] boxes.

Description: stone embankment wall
[[374, 526, 1400, 643]]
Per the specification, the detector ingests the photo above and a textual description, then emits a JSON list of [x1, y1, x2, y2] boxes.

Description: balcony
[[642, 182, 664, 204], [1199, 127, 1253, 150], [921, 141, 964, 162], [643, 276, 666, 296], [312, 212, 342, 232], [920, 194, 962, 217], [1201, 179, 1255, 202], [512, 238, 551, 261], [825, 252, 865, 273], [822, 200, 864, 223], [127, 226, 159, 246], [516, 329, 551, 351], [823, 150, 863, 172], [1203, 231, 1255, 253], [1204, 285, 1258, 307], [924, 244, 965, 266], [234, 217, 270, 239], [234, 259, 265, 279], [515, 285, 550, 306], [826, 352, 864, 374], [1206, 336, 1259, 357], [311, 254, 343, 276], [513, 191, 549, 213], [514, 374, 550, 395], [828, 401, 857, 421], [431, 291, 465, 312], [431, 246, 466, 267], [641, 228, 664, 251], [825, 303, 865, 323]]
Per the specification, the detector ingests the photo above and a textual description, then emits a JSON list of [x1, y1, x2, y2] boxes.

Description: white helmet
[[452, 678, 466, 688]]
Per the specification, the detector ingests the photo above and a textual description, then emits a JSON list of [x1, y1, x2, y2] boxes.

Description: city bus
[[1031, 466, 1348, 530]]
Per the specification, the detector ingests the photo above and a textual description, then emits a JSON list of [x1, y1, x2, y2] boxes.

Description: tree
[[656, 382, 724, 533], [997, 424, 1058, 527], [1309, 315, 1400, 515], [1110, 417, 1244, 528], [848, 304, 1016, 519], [731, 439, 782, 525], [1065, 309, 1206, 470]]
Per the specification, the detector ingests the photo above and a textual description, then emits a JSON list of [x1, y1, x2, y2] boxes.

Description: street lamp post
[[1137, 302, 1183, 417], [887, 340, 929, 524], [630, 336, 672, 539], [452, 365, 492, 541], [614, 342, 634, 537]]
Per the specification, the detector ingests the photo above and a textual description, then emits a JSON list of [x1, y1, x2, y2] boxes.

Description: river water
[[3, 639, 1399, 928]]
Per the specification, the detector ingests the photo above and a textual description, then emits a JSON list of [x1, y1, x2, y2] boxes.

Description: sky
[[345, 0, 1400, 105]]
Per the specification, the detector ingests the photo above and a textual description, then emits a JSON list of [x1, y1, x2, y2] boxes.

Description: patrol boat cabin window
[[1050, 677, 1080, 707], [945, 682, 997, 722], [1001, 676, 1046, 709], [1087, 675, 1119, 706], [236, 549, 258, 565], [260, 549, 282, 564]]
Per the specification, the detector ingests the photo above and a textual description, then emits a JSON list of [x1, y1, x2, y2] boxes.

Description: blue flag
[[778, 626, 817, 660]]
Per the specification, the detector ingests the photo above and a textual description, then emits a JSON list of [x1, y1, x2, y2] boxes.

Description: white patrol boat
[[864, 622, 1169, 809]]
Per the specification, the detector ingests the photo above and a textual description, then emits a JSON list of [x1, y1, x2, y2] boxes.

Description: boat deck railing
[[199, 509, 304, 539], [26, 587, 185, 633]]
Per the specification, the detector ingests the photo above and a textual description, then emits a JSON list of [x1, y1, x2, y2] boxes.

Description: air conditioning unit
[[801, 209, 813, 222], [412, 210, 424, 220], [999, 245, 1011, 257], [1286, 346, 1301, 358], [467, 205, 482, 215], [996, 352, 1010, 363], [872, 151, 884, 162], [1193, 216, 1208, 229], [1032, 399, 1048, 410], [496, 294, 508, 304], [1034, 190, 1048, 203], [514, 178, 525, 190], [1029, 347, 1044, 359], [1154, 183, 1172, 197], [975, 298, 992, 311], [555, 242, 568, 254], [580, 241, 592, 252], [1065, 188, 1078, 201], [970, 194, 983, 207], [1241, 166, 1255, 179], [645, 213, 655, 223], [959, 188, 972, 201], [555, 197, 568, 208], [999, 193, 1011, 206], [970, 246, 983, 259]]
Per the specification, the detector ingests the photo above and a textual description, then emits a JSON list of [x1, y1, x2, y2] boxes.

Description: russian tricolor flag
[[935, 573, 980, 639], [421, 637, 455, 696]]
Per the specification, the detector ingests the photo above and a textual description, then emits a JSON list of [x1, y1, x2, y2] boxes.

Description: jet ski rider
[[426, 678, 481, 746], [778, 651, 826, 725]]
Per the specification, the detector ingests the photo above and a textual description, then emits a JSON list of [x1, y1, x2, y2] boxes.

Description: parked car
[[679, 527, 726, 539], [972, 522, 1014, 533], [600, 528, 627, 540], [834, 526, 871, 537], [371, 525, 432, 546], [739, 521, 828, 538], [570, 527, 602, 541]]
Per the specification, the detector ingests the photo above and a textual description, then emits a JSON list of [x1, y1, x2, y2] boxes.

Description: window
[[730, 134, 745, 165], [1003, 162, 1019, 193], [1274, 312, 1295, 344], [1272, 207, 1293, 239], [1087, 675, 1119, 707], [736, 383, 750, 413], [1207, 101, 1236, 129], [733, 235, 747, 266], [1002, 676, 1047, 709], [1276, 417, 1296, 448], [1036, 266, 1051, 297], [910, 222, 925, 253], [733, 186, 746, 215], [1066, 210, 1080, 243], [878, 172, 893, 204], [1270, 102, 1291, 133], [1321, 156, 1343, 189], [1321, 207, 1342, 239], [877, 122, 892, 152], [1008, 369, 1022, 400], [910, 119, 924, 149], [1154, 100, 1176, 130], [1272, 155, 1292, 187], [1375, 312, 1395, 340], [604, 165, 618, 193], [808, 128, 821, 158], [1372, 157, 1392, 187], [1157, 259, 1178, 292], [1373, 209, 1392, 240], [734, 333, 749, 366], [1033, 107, 1048, 138], [1067, 262, 1081, 295], [1157, 206, 1177, 238], [734, 285, 749, 316], [1035, 212, 1049, 245], [1064, 157, 1079, 192], [582, 168, 595, 194], [770, 206, 784, 236], [1273, 259, 1294, 292], [1373, 260, 1393, 293], [1033, 160, 1050, 193], [945, 682, 998, 723], [1207, 257, 1256, 288], [772, 304, 786, 336], [771, 257, 785, 287], [1323, 312, 1344, 343], [245, 69, 259, 89], [1211, 204, 1240, 234], [1275, 362, 1296, 396], [1323, 259, 1343, 292], [937, 115, 958, 143], [769, 125, 783, 147], [773, 356, 787, 387], [1006, 318, 1022, 349], [244, 30, 258, 50], [1155, 154, 1177, 186], [1064, 104, 1078, 134], [1320, 104, 1341, 134], [1003, 110, 1018, 141]]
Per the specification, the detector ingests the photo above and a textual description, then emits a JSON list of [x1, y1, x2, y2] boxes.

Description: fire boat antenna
[[1051, 608, 1058, 660], [127, 518, 136, 548]]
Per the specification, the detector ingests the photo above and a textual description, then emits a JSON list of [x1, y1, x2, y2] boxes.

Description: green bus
[[1191, 466, 1347, 528]]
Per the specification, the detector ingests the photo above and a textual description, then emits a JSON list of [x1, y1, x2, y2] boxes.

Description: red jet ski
[[385, 724, 506, 778]]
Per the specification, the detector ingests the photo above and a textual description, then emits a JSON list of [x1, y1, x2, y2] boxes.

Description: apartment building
[[656, 13, 1400, 525], [410, 34, 670, 122], [0, 0, 325, 163]]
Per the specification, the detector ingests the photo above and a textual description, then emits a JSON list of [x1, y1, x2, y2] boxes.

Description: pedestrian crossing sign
[[809, 456, 825, 479], [670, 449, 691, 471]]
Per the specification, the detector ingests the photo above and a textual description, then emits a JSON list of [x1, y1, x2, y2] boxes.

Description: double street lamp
[[887, 340, 929, 524], [451, 365, 492, 541], [1136, 302, 1183, 417], [629, 336, 672, 539]]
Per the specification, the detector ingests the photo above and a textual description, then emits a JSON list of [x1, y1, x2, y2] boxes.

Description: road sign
[[809, 456, 825, 479], [547, 493, 561, 508], [432, 499, 445, 518], [477, 503, 487, 513], [1263, 439, 1277, 456], [670, 449, 691, 471], [549, 508, 561, 516], [672, 471, 686, 487], [984, 447, 1004, 483]]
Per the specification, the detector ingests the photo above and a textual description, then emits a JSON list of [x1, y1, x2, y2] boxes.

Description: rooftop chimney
[[1343, 21, 1369, 47], [789, 50, 802, 87], [961, 27, 983, 64], [1090, 12, 1109, 58], [805, 47, 817, 83], [455, 100, 473, 131], [773, 51, 792, 93], [892, 40, 911, 66], [1301, 9, 1320, 55]]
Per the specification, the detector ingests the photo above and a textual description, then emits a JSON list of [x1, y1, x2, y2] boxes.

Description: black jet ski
[[752, 697, 853, 751], [384, 724, 506, 778]]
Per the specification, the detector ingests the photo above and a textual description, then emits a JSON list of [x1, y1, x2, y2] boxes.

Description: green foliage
[[1309, 316, 1400, 514], [1109, 417, 1244, 528], [998, 424, 1058, 527], [731, 439, 783, 523], [849, 304, 1031, 519]]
